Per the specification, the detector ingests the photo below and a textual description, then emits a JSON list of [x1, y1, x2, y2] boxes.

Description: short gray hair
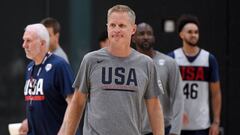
[[25, 23, 50, 49], [107, 4, 136, 24]]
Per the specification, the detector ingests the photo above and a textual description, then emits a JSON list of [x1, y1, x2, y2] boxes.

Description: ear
[[40, 39, 46, 47], [56, 33, 60, 39], [179, 31, 184, 39], [132, 24, 137, 35], [132, 34, 136, 44]]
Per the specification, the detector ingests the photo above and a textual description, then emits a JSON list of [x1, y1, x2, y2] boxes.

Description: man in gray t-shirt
[[133, 22, 184, 135], [59, 5, 164, 135]]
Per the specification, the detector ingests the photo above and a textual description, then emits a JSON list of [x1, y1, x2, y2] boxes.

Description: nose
[[191, 33, 198, 37], [113, 26, 121, 32], [143, 33, 151, 40], [191, 31, 198, 36], [143, 33, 148, 39], [22, 41, 27, 48]]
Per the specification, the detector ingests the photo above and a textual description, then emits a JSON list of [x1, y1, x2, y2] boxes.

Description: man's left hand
[[209, 123, 220, 135]]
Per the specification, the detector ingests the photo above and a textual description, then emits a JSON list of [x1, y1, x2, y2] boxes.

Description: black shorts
[[181, 128, 209, 135]]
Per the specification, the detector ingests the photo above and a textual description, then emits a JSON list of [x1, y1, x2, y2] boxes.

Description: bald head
[[133, 22, 155, 51], [137, 22, 154, 33]]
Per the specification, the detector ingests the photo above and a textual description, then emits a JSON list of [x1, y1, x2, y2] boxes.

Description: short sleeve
[[72, 55, 90, 93], [144, 61, 162, 99], [55, 61, 74, 98], [209, 54, 220, 82]]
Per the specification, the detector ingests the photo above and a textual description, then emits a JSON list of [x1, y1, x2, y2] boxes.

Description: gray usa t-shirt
[[73, 48, 162, 135]]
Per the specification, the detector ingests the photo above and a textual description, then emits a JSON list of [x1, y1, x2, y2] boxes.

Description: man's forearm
[[212, 91, 221, 124], [146, 97, 164, 135], [210, 82, 222, 125], [59, 91, 87, 135]]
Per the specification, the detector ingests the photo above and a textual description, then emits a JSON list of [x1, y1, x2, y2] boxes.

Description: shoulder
[[200, 49, 216, 60], [53, 47, 69, 62], [46, 54, 72, 72], [208, 52, 217, 61], [155, 51, 178, 66], [83, 48, 105, 60], [137, 51, 156, 68], [133, 49, 153, 62], [78, 48, 108, 68], [47, 55, 74, 76], [207, 52, 219, 66], [49, 54, 68, 65], [199, 48, 210, 55], [166, 48, 181, 58], [156, 51, 175, 61]]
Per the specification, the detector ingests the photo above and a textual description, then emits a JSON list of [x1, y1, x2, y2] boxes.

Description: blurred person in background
[[41, 17, 69, 63], [133, 22, 183, 135]]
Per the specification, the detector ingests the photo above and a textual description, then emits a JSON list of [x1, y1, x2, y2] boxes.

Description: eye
[[187, 30, 193, 34], [24, 39, 29, 43], [147, 31, 153, 36], [109, 23, 116, 28], [118, 24, 126, 28], [138, 31, 145, 36]]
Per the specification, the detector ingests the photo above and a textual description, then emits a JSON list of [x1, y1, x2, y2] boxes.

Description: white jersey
[[173, 48, 210, 130]]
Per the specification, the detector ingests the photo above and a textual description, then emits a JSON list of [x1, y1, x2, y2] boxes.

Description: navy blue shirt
[[24, 53, 75, 135]]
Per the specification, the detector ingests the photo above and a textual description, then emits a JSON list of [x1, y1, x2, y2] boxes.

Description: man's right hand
[[19, 119, 28, 135], [182, 112, 189, 127]]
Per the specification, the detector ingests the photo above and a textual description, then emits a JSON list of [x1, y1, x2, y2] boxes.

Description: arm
[[57, 93, 73, 134], [208, 54, 221, 135], [169, 61, 184, 135], [145, 97, 164, 135], [209, 82, 221, 135], [58, 89, 88, 135]]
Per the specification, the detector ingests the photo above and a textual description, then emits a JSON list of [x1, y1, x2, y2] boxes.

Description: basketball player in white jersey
[[168, 15, 221, 135]]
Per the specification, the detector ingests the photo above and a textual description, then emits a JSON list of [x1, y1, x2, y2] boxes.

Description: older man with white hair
[[19, 23, 77, 135]]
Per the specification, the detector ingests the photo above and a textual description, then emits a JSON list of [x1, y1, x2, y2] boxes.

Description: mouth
[[140, 42, 152, 50], [25, 49, 30, 53], [111, 35, 124, 41], [112, 34, 122, 38], [190, 37, 198, 40], [143, 43, 149, 47], [190, 39, 198, 43]]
